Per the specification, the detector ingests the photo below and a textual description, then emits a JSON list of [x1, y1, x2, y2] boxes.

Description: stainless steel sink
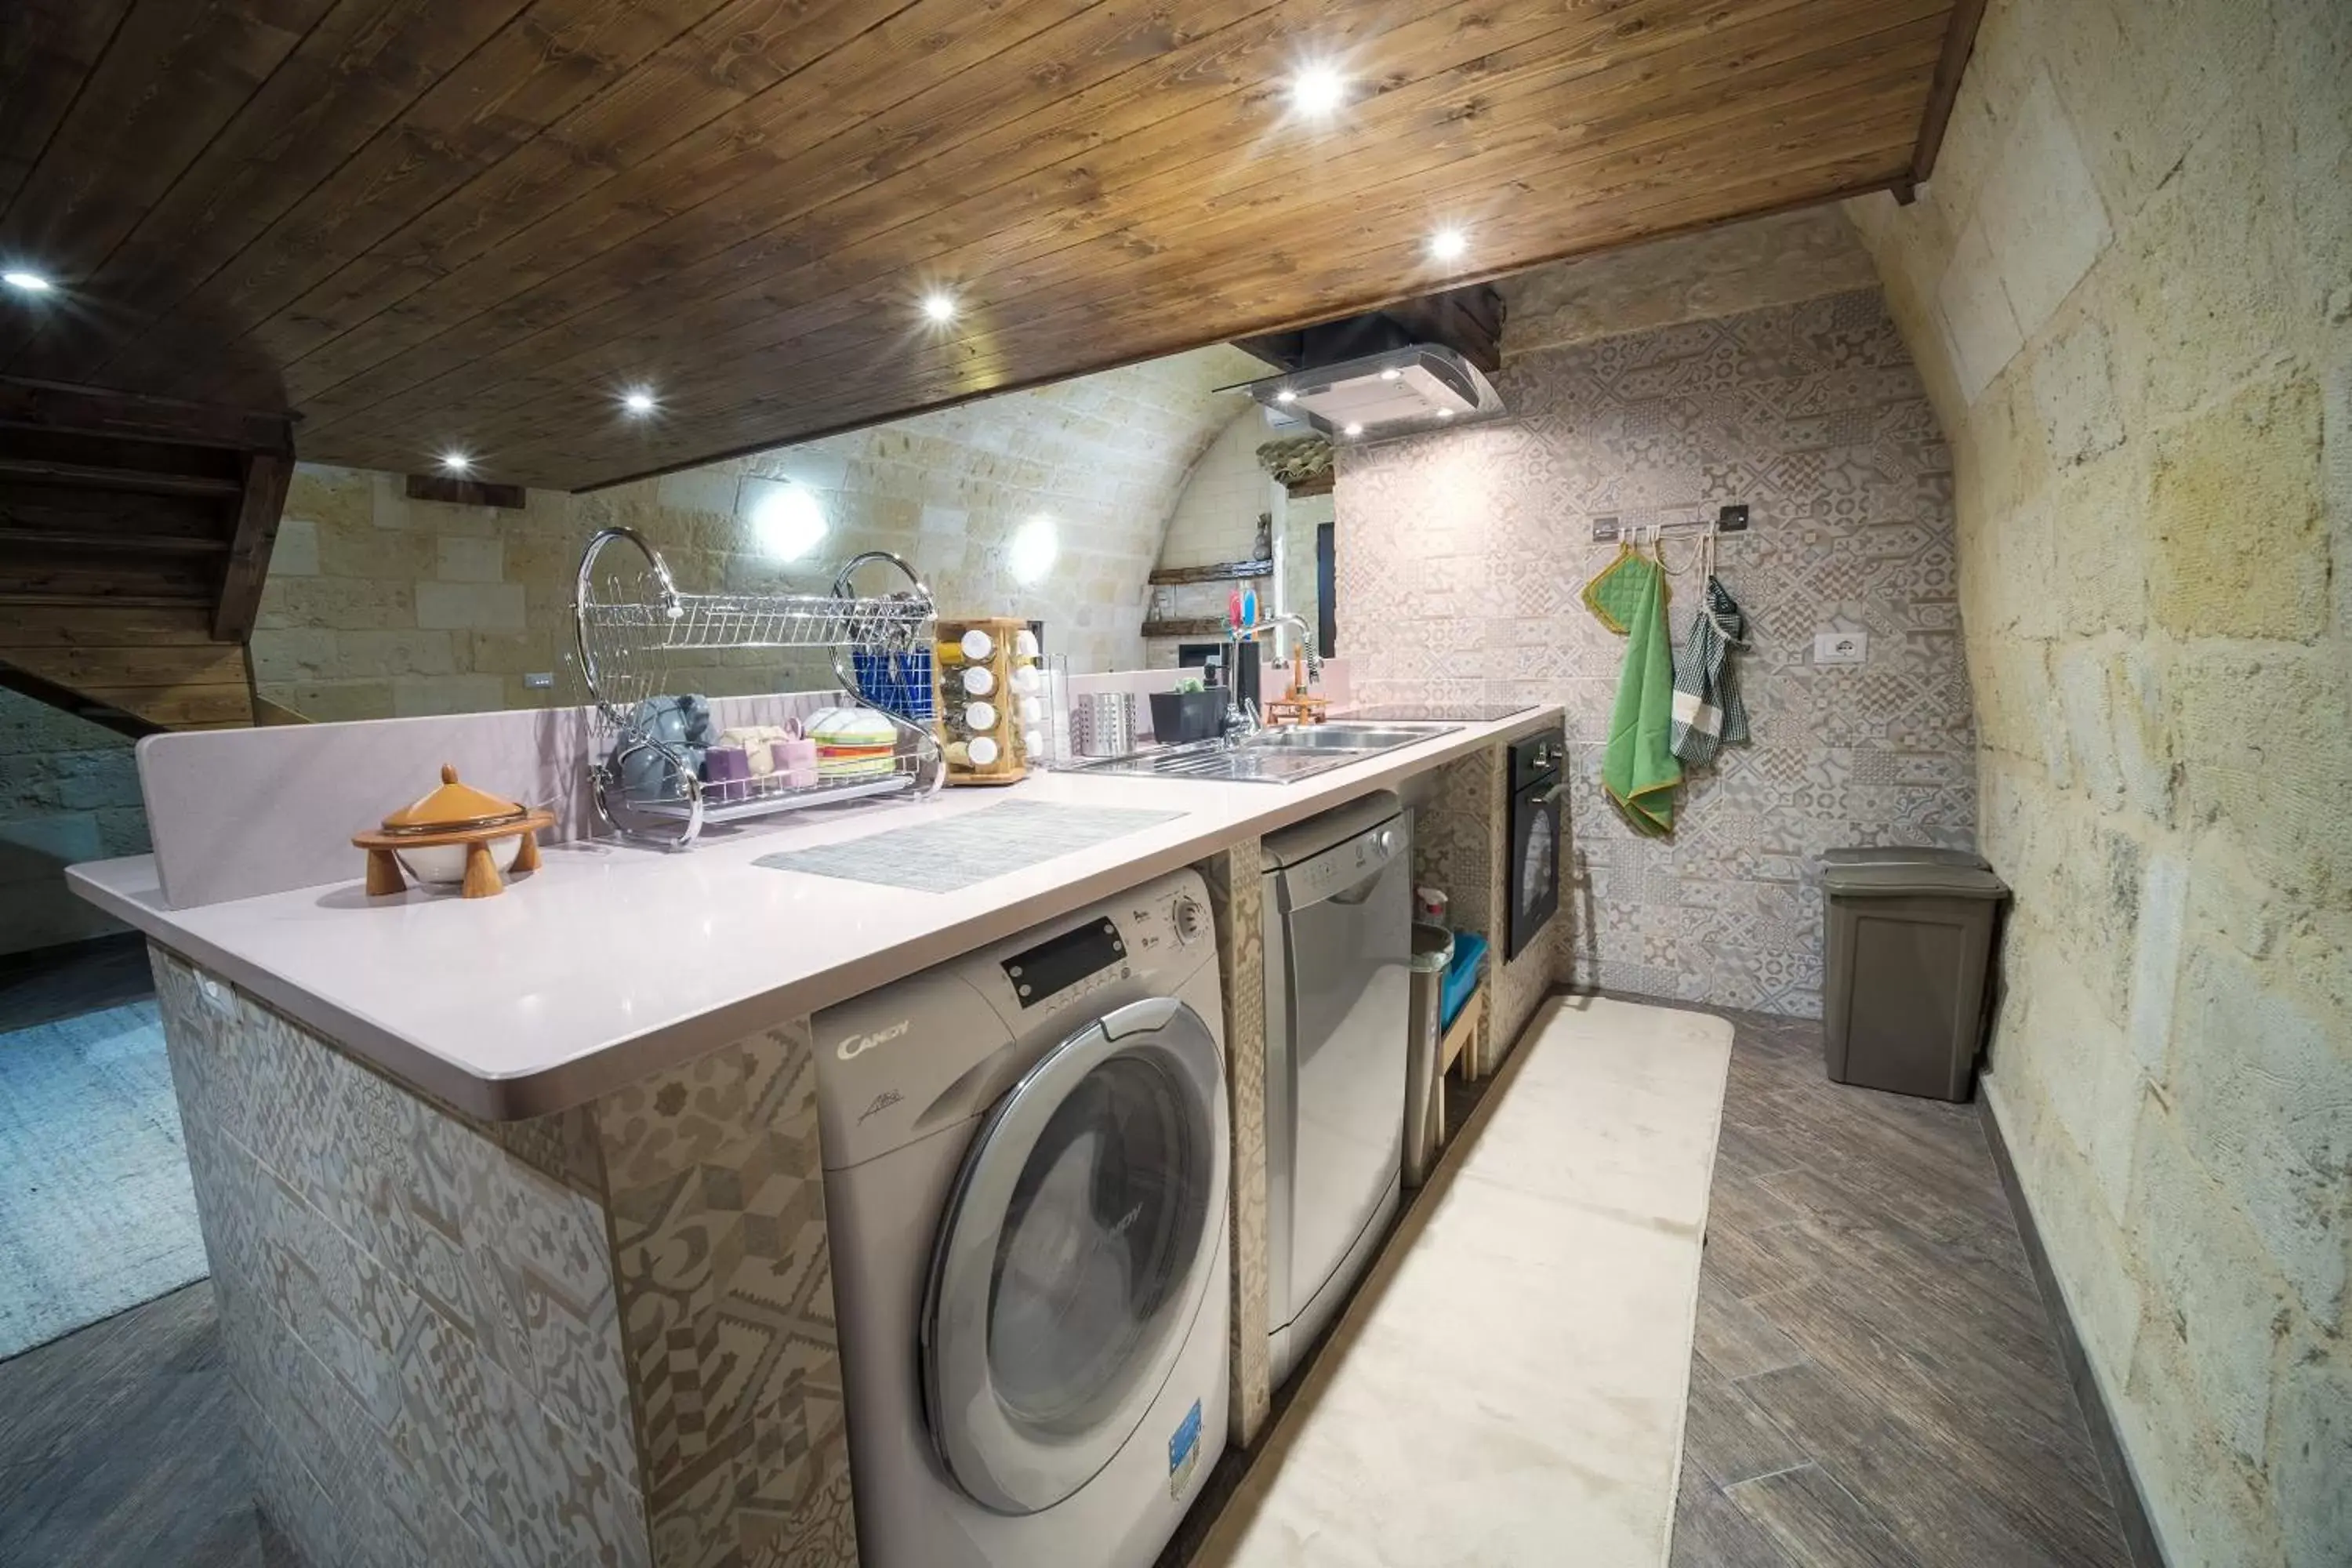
[[1069, 722, 1459, 784], [1240, 724, 1450, 751]]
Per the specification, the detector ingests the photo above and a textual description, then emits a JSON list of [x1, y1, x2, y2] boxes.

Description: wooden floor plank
[[1693, 1273, 1809, 1381], [1671, 1472, 1805, 1568], [1726, 1464, 1929, 1568], [1740, 1360, 2131, 1568], [1682, 1354, 1809, 1489]]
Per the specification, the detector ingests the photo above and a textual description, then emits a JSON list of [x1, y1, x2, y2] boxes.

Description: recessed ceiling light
[[440, 452, 471, 474], [1275, 388, 1298, 404], [1341, 422, 1363, 437], [622, 388, 656, 416], [1290, 65, 1345, 118], [2, 270, 53, 294], [921, 292, 958, 324], [1428, 227, 1468, 262]]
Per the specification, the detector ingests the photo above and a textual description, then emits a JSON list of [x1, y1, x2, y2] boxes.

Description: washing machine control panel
[[812, 868, 1218, 1167], [987, 874, 1203, 1019], [1001, 917, 1127, 1007]]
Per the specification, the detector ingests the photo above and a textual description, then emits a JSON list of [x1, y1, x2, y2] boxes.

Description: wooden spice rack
[[934, 615, 1031, 787]]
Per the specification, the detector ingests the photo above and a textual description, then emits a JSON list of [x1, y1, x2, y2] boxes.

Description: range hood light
[[1237, 343, 1504, 444]]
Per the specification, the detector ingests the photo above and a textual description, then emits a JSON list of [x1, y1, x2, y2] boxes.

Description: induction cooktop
[[1342, 703, 1545, 723]]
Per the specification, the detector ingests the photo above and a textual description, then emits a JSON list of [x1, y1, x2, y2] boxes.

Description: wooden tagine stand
[[353, 764, 557, 899], [1262, 647, 1330, 728]]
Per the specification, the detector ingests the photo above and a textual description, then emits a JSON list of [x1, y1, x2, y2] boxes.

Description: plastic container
[[1403, 922, 1457, 1187], [1149, 688, 1226, 744], [1441, 931, 1489, 1033], [1821, 847, 2007, 1102]]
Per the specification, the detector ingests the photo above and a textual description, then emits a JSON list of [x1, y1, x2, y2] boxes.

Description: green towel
[[1602, 554, 1681, 835]]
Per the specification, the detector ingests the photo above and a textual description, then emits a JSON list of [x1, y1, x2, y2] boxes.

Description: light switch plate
[[1813, 630, 1868, 665]]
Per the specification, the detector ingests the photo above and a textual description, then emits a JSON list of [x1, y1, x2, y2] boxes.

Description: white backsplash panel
[[1337, 288, 1976, 1017]]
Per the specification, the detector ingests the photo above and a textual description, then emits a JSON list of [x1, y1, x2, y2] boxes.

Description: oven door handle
[[1527, 782, 1563, 806]]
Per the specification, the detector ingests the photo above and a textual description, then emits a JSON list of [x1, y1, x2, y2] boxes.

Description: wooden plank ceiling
[[0, 0, 1975, 493]]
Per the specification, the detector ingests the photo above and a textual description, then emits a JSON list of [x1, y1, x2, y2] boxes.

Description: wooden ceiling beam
[[211, 451, 291, 642], [0, 377, 292, 453], [311, 47, 1932, 477], [297, 1, 1940, 466], [0, 455, 241, 496], [1910, 0, 1991, 185], [276, 0, 1645, 425], [514, 132, 1920, 487], [5, 0, 1969, 491]]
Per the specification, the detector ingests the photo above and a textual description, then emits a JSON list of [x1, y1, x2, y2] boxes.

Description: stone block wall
[[0, 688, 149, 953], [1145, 407, 1283, 668], [1336, 274, 1975, 1018], [1846, 0, 2349, 1561], [251, 345, 1265, 722]]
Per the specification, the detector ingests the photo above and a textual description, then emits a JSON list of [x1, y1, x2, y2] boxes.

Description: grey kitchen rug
[[756, 800, 1185, 893], [0, 999, 208, 1361]]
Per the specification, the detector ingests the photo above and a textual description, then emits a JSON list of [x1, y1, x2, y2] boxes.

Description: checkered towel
[[1670, 576, 1749, 765]]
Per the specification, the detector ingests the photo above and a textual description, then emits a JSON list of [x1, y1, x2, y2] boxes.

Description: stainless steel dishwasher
[[1261, 790, 1410, 1390]]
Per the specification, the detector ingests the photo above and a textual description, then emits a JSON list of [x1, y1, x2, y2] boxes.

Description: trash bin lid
[[1822, 859, 2008, 899], [1821, 844, 1990, 871], [1410, 922, 1455, 971]]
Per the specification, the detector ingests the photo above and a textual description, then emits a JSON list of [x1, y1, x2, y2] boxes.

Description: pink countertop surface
[[71, 707, 1559, 1120]]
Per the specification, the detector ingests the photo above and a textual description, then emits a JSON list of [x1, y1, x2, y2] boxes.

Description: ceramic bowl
[[394, 834, 524, 887]]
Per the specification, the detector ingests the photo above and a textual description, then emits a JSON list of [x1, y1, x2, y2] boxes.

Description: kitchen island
[[70, 702, 1566, 1568]]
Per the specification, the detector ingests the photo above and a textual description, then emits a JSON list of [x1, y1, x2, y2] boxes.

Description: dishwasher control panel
[[1273, 808, 1406, 907]]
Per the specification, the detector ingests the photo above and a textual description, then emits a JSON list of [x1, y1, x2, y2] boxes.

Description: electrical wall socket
[[523, 672, 555, 690], [1813, 630, 1867, 665]]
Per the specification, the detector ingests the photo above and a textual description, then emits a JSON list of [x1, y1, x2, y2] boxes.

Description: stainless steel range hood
[[1238, 343, 1505, 444]]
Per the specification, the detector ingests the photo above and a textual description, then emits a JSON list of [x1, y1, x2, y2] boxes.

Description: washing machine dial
[[1171, 895, 1207, 945]]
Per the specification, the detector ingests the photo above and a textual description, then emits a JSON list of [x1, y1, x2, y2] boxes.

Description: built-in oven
[[1506, 731, 1564, 960]]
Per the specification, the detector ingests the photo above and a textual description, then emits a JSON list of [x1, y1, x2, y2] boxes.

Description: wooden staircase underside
[[0, 377, 293, 735]]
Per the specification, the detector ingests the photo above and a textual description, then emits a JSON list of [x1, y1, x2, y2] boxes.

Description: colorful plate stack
[[809, 707, 899, 779]]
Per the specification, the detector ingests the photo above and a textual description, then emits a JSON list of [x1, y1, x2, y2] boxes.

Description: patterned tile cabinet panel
[[1196, 839, 1272, 1449], [151, 944, 860, 1568], [1410, 748, 1569, 1075], [151, 945, 650, 1568], [592, 1018, 857, 1568], [1338, 288, 1976, 1017]]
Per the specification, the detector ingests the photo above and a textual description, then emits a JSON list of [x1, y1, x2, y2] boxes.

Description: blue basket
[[852, 648, 935, 721], [1440, 932, 1489, 1031]]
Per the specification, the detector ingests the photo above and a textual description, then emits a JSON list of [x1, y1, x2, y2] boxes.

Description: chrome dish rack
[[572, 528, 944, 848]]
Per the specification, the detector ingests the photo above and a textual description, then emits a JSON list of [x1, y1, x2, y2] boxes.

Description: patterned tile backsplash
[[1338, 289, 1976, 1018]]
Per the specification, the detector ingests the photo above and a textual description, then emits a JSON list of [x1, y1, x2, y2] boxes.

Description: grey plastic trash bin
[[1403, 922, 1455, 1187], [1821, 848, 2006, 1102]]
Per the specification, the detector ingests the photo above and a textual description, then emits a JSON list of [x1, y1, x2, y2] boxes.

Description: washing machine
[[814, 866, 1232, 1568]]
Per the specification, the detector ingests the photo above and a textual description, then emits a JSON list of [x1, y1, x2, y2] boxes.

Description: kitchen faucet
[[1221, 613, 1322, 739]]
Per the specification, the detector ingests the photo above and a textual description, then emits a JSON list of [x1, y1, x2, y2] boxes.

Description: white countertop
[[71, 709, 1558, 1120]]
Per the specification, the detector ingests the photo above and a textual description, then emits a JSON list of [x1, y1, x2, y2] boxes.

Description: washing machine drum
[[920, 996, 1229, 1515]]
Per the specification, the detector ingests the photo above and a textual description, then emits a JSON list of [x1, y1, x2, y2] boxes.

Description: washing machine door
[[920, 994, 1229, 1515]]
